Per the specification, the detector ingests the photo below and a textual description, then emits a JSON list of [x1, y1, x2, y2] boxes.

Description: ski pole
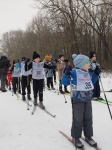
[[63, 93, 67, 103], [27, 66, 30, 110], [99, 77, 112, 120]]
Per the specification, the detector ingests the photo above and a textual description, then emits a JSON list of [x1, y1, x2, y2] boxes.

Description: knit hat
[[89, 51, 96, 59], [64, 59, 68, 62], [45, 55, 51, 61], [72, 54, 89, 69], [33, 52, 40, 60], [59, 54, 64, 59], [13, 60, 17, 64], [21, 57, 26, 61]]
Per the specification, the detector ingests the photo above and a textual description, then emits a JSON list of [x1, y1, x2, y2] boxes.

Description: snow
[[0, 75, 112, 150]]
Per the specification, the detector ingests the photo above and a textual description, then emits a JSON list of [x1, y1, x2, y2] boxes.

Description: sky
[[0, 0, 37, 37]]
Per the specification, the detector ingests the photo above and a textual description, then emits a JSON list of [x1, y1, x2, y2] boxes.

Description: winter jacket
[[0, 56, 10, 75], [57, 59, 65, 80]]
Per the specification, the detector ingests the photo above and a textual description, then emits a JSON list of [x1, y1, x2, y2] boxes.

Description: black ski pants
[[21, 76, 31, 96], [33, 79, 43, 102]]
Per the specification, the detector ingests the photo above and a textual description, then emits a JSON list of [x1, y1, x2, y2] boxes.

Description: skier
[[44, 55, 55, 90], [89, 51, 102, 100], [21, 57, 32, 101], [22, 52, 56, 109], [63, 59, 71, 93], [7, 66, 12, 90], [50, 54, 57, 84], [11, 60, 21, 94], [62, 54, 97, 149]]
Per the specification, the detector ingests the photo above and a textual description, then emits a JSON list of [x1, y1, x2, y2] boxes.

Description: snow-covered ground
[[0, 75, 112, 150]]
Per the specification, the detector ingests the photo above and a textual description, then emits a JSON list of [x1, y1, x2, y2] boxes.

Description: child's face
[[82, 62, 90, 71], [91, 54, 96, 61], [34, 57, 40, 62], [60, 56, 64, 61]]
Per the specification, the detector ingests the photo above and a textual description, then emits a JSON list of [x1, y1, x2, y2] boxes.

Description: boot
[[39, 101, 45, 109], [51, 87, 55, 90], [9, 86, 11, 91], [60, 90, 65, 94], [27, 94, 31, 100], [34, 98, 37, 106], [72, 138, 84, 149], [64, 87, 70, 93], [22, 95, 26, 101], [85, 137, 97, 147]]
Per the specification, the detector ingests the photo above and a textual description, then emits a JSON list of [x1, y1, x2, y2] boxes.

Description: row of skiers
[[0, 51, 102, 148]]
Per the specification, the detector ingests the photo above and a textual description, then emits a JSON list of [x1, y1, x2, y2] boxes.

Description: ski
[[37, 105, 56, 118], [59, 131, 85, 150], [81, 137, 102, 150], [92, 100, 112, 106]]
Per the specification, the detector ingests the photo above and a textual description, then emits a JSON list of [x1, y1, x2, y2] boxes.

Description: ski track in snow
[[0, 76, 112, 150]]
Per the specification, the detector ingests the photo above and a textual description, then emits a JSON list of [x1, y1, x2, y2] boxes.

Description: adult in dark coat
[[0, 53, 11, 92]]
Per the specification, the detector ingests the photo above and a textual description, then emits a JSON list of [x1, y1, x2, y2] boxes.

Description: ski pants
[[93, 78, 100, 97], [0, 74, 7, 90], [33, 79, 43, 102], [7, 74, 12, 86], [71, 100, 93, 140], [21, 76, 31, 96], [12, 77, 21, 93], [47, 77, 53, 88], [53, 69, 56, 82]]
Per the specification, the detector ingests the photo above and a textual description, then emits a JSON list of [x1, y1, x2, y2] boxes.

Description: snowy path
[[0, 81, 112, 150]]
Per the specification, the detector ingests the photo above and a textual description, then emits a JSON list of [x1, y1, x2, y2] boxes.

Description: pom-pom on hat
[[72, 54, 89, 69], [45, 55, 51, 61], [33, 52, 40, 60]]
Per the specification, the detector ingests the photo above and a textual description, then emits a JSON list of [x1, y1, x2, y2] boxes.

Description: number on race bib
[[85, 82, 92, 89], [37, 71, 41, 75]]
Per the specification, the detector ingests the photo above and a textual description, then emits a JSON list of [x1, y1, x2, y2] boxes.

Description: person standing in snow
[[50, 54, 57, 84], [44, 55, 55, 90], [0, 53, 10, 92], [57, 54, 65, 94], [11, 60, 21, 94], [61, 54, 98, 149], [22, 52, 56, 109], [89, 51, 102, 100], [21, 57, 32, 101]]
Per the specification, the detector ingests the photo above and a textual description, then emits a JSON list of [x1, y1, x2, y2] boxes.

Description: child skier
[[22, 52, 56, 109], [7, 66, 12, 90], [62, 54, 97, 149], [21, 57, 32, 101], [44, 55, 55, 90], [11, 60, 21, 94]]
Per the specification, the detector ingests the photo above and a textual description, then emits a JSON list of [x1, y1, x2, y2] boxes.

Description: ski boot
[[27, 94, 31, 100], [72, 138, 84, 149], [60, 90, 65, 94], [39, 101, 45, 109], [33, 98, 38, 106], [85, 137, 97, 147], [22, 95, 26, 101]]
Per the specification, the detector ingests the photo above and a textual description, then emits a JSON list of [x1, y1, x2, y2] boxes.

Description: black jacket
[[0, 56, 11, 75]]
